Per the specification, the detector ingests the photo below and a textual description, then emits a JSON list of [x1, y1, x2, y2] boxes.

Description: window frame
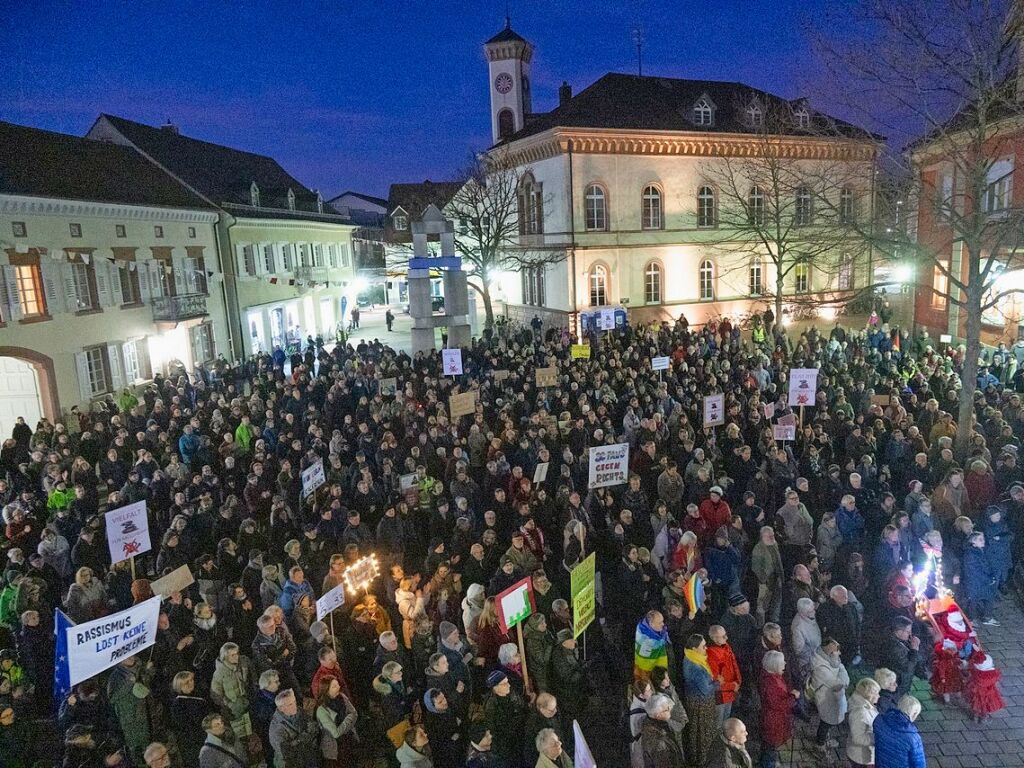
[[747, 186, 765, 226], [794, 262, 810, 293], [84, 344, 111, 397], [154, 225, 164, 239], [119, 264, 142, 306], [115, 224, 127, 238], [794, 186, 813, 226], [644, 261, 663, 304], [393, 214, 409, 231], [932, 258, 950, 309], [584, 184, 608, 231], [693, 97, 714, 126], [749, 258, 764, 296], [589, 264, 609, 307], [69, 222, 83, 238], [746, 104, 763, 128], [497, 108, 515, 140], [15, 263, 47, 318], [697, 186, 717, 228], [794, 108, 810, 129], [641, 185, 663, 230], [11, 221, 26, 238], [71, 262, 99, 312], [699, 259, 715, 300], [839, 187, 855, 224]]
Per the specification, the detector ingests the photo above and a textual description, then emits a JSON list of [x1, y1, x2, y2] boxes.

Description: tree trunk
[[481, 285, 495, 330], [956, 288, 983, 460], [775, 272, 785, 326]]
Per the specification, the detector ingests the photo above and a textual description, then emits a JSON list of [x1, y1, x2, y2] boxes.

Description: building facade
[[87, 115, 358, 356], [485, 25, 880, 329], [0, 121, 229, 432]]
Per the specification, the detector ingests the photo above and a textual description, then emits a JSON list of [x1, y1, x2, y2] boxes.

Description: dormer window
[[393, 213, 409, 231], [794, 107, 810, 129], [287, 188, 296, 211], [693, 97, 714, 126], [746, 104, 763, 128], [250, 181, 260, 207]]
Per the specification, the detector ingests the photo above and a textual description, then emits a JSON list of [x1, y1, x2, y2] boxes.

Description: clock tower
[[484, 19, 534, 144]]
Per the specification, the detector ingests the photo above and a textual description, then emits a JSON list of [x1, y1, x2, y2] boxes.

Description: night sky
[[1, 0, 859, 199]]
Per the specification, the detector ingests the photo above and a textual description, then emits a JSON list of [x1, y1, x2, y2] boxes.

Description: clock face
[[495, 73, 514, 94]]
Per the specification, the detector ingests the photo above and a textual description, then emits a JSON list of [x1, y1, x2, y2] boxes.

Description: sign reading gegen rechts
[[588, 442, 629, 488]]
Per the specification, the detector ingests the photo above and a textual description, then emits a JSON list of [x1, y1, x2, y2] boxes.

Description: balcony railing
[[152, 293, 208, 322], [294, 265, 329, 283]]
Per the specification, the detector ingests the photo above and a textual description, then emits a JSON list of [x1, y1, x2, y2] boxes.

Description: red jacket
[[965, 667, 1004, 716], [699, 498, 732, 532], [311, 663, 351, 701], [759, 671, 793, 747], [707, 642, 742, 705]]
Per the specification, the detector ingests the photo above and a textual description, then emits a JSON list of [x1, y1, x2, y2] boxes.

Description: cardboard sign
[[316, 583, 347, 621], [442, 348, 463, 376], [496, 576, 536, 633], [703, 393, 725, 427], [301, 459, 326, 500], [400, 472, 418, 505], [535, 366, 558, 387], [871, 394, 892, 406], [599, 308, 616, 331], [570, 553, 596, 638], [651, 356, 670, 371], [588, 442, 630, 489], [788, 368, 819, 406], [105, 501, 151, 565], [65, 596, 161, 687], [380, 377, 398, 397], [533, 462, 549, 484], [493, 369, 510, 382], [763, 402, 776, 420], [449, 391, 478, 418], [150, 565, 195, 597], [773, 424, 797, 441], [939, 334, 952, 344], [571, 344, 591, 359]]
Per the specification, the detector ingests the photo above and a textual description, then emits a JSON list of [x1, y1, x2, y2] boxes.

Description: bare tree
[[816, 0, 1024, 456], [445, 150, 562, 329], [699, 100, 879, 323]]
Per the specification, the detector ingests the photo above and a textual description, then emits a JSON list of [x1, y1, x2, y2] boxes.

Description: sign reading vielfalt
[[105, 501, 151, 565], [788, 368, 819, 406], [442, 348, 463, 376]]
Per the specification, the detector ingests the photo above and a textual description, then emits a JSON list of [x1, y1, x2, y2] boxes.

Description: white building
[[484, 23, 881, 328]]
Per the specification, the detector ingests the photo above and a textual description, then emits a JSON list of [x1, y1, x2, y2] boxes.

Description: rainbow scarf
[[684, 575, 705, 616], [634, 616, 669, 674]]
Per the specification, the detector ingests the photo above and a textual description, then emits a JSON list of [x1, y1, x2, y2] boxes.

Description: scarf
[[684, 647, 712, 677], [634, 617, 669, 673]]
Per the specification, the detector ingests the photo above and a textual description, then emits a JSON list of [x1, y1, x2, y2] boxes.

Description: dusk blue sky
[[1, 0, 862, 199]]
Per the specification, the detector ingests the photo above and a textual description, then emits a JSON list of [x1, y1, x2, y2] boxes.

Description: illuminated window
[[15, 264, 45, 317], [748, 186, 765, 226], [71, 263, 98, 310], [590, 264, 608, 306], [749, 258, 763, 295], [693, 97, 714, 126], [641, 185, 663, 229], [746, 104, 763, 127], [795, 186, 813, 226], [699, 259, 715, 300], [697, 186, 716, 227], [932, 258, 949, 309], [795, 263, 810, 293], [644, 261, 662, 304], [584, 185, 607, 231]]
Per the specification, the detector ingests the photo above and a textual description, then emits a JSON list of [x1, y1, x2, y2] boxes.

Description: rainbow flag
[[685, 575, 705, 615], [634, 615, 669, 676]]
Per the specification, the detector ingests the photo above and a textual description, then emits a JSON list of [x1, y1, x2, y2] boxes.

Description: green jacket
[[235, 422, 256, 454]]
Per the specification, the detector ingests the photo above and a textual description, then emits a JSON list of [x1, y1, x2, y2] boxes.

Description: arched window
[[794, 186, 813, 226], [794, 262, 810, 293], [697, 186, 716, 227], [693, 97, 714, 126], [584, 184, 607, 231], [497, 109, 515, 140], [518, 174, 543, 235], [839, 187, 855, 224], [699, 259, 715, 300], [746, 104, 763, 128], [794, 107, 810, 129], [641, 185, 663, 229], [838, 253, 854, 291], [590, 264, 608, 306], [644, 261, 662, 304], [747, 186, 765, 226], [749, 258, 763, 296]]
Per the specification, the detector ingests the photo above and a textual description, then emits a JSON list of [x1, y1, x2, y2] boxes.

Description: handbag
[[386, 718, 411, 748]]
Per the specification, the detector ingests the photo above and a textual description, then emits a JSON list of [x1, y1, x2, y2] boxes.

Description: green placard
[[570, 553, 596, 638]]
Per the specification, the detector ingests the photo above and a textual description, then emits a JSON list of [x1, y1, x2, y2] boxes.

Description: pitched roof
[[0, 121, 212, 209], [93, 114, 336, 216], [328, 190, 388, 209], [387, 180, 464, 217], [499, 72, 874, 145], [486, 22, 529, 45]]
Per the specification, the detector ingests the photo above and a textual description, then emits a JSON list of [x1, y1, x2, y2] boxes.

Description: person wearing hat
[[483, 670, 526, 766], [465, 723, 498, 768], [504, 529, 541, 576], [699, 487, 732, 535], [488, 556, 521, 597], [719, 593, 757, 692]]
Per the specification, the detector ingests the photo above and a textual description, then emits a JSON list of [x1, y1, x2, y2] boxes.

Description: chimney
[[159, 118, 179, 135], [559, 81, 572, 106]]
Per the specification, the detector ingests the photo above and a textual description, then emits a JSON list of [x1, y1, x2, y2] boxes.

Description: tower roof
[[485, 21, 529, 45]]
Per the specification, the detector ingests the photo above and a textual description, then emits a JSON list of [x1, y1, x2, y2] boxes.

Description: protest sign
[[105, 501, 151, 565], [773, 424, 797, 441], [301, 459, 326, 499], [533, 462, 549, 484], [65, 596, 161, 687], [379, 377, 398, 397], [788, 368, 819, 406], [703, 393, 725, 427], [492, 369, 510, 382], [871, 394, 892, 406], [400, 472, 418, 506], [651, 356, 670, 371], [599, 308, 616, 331], [442, 348, 463, 376], [535, 366, 558, 387], [316, 583, 347, 621], [777, 412, 797, 427], [496, 577, 536, 633], [571, 344, 591, 359], [764, 402, 776, 420], [150, 565, 194, 598], [449, 391, 477, 418], [588, 442, 629, 489], [570, 553, 596, 638]]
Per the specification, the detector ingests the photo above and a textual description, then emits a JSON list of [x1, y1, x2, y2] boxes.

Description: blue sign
[[340, 295, 348, 320], [409, 256, 462, 270]]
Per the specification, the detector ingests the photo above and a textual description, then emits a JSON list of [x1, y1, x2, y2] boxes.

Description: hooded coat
[[872, 708, 925, 768], [809, 648, 850, 725], [210, 655, 255, 721]]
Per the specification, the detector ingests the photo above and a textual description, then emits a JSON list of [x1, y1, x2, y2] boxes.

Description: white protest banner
[[777, 412, 797, 427], [301, 459, 326, 499], [788, 368, 819, 406], [588, 442, 630, 489], [150, 565, 194, 597], [442, 348, 463, 376], [533, 462, 549, 484], [703, 393, 725, 427], [599, 308, 616, 331], [651, 356, 670, 371], [773, 424, 797, 441], [316, 583, 347, 621], [105, 501, 151, 565], [66, 596, 161, 687], [763, 402, 776, 420]]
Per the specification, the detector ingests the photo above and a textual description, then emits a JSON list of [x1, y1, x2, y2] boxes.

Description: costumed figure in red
[[933, 606, 976, 658], [964, 653, 1004, 722], [930, 639, 962, 704]]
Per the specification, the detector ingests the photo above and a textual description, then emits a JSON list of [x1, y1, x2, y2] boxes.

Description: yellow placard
[[570, 553, 596, 637], [571, 344, 591, 359]]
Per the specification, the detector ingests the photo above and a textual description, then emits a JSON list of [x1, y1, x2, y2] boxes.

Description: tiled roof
[[385, 180, 464, 243]]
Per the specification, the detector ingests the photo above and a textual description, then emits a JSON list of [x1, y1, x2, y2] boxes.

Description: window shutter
[[75, 351, 93, 402], [107, 344, 124, 391], [40, 260, 65, 315], [122, 341, 141, 383], [94, 262, 113, 307], [2, 266, 22, 321], [138, 262, 151, 301], [172, 252, 189, 294], [61, 264, 78, 311]]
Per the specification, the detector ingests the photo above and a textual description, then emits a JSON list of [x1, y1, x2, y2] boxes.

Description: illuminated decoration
[[342, 554, 380, 595], [914, 542, 951, 618]]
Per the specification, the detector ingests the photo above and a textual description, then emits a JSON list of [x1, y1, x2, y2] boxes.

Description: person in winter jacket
[[209, 643, 255, 732], [641, 693, 686, 768], [981, 505, 1013, 592], [790, 598, 821, 687], [706, 625, 741, 728], [872, 695, 925, 768], [758, 651, 794, 768], [277, 567, 315, 620], [396, 724, 434, 768], [809, 639, 850, 750], [846, 677, 881, 768], [961, 532, 999, 625], [198, 714, 249, 768], [268, 688, 319, 768]]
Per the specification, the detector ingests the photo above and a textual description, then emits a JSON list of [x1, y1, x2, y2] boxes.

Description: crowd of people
[[1, 309, 1024, 768]]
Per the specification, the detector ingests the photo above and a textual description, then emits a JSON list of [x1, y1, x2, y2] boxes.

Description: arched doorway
[[0, 347, 59, 437]]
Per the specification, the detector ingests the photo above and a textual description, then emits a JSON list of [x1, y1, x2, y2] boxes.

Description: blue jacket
[[703, 544, 741, 590], [277, 578, 315, 618], [836, 504, 865, 543], [682, 658, 719, 699], [961, 546, 997, 602], [982, 507, 1014, 578], [178, 432, 201, 464], [872, 708, 925, 768]]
